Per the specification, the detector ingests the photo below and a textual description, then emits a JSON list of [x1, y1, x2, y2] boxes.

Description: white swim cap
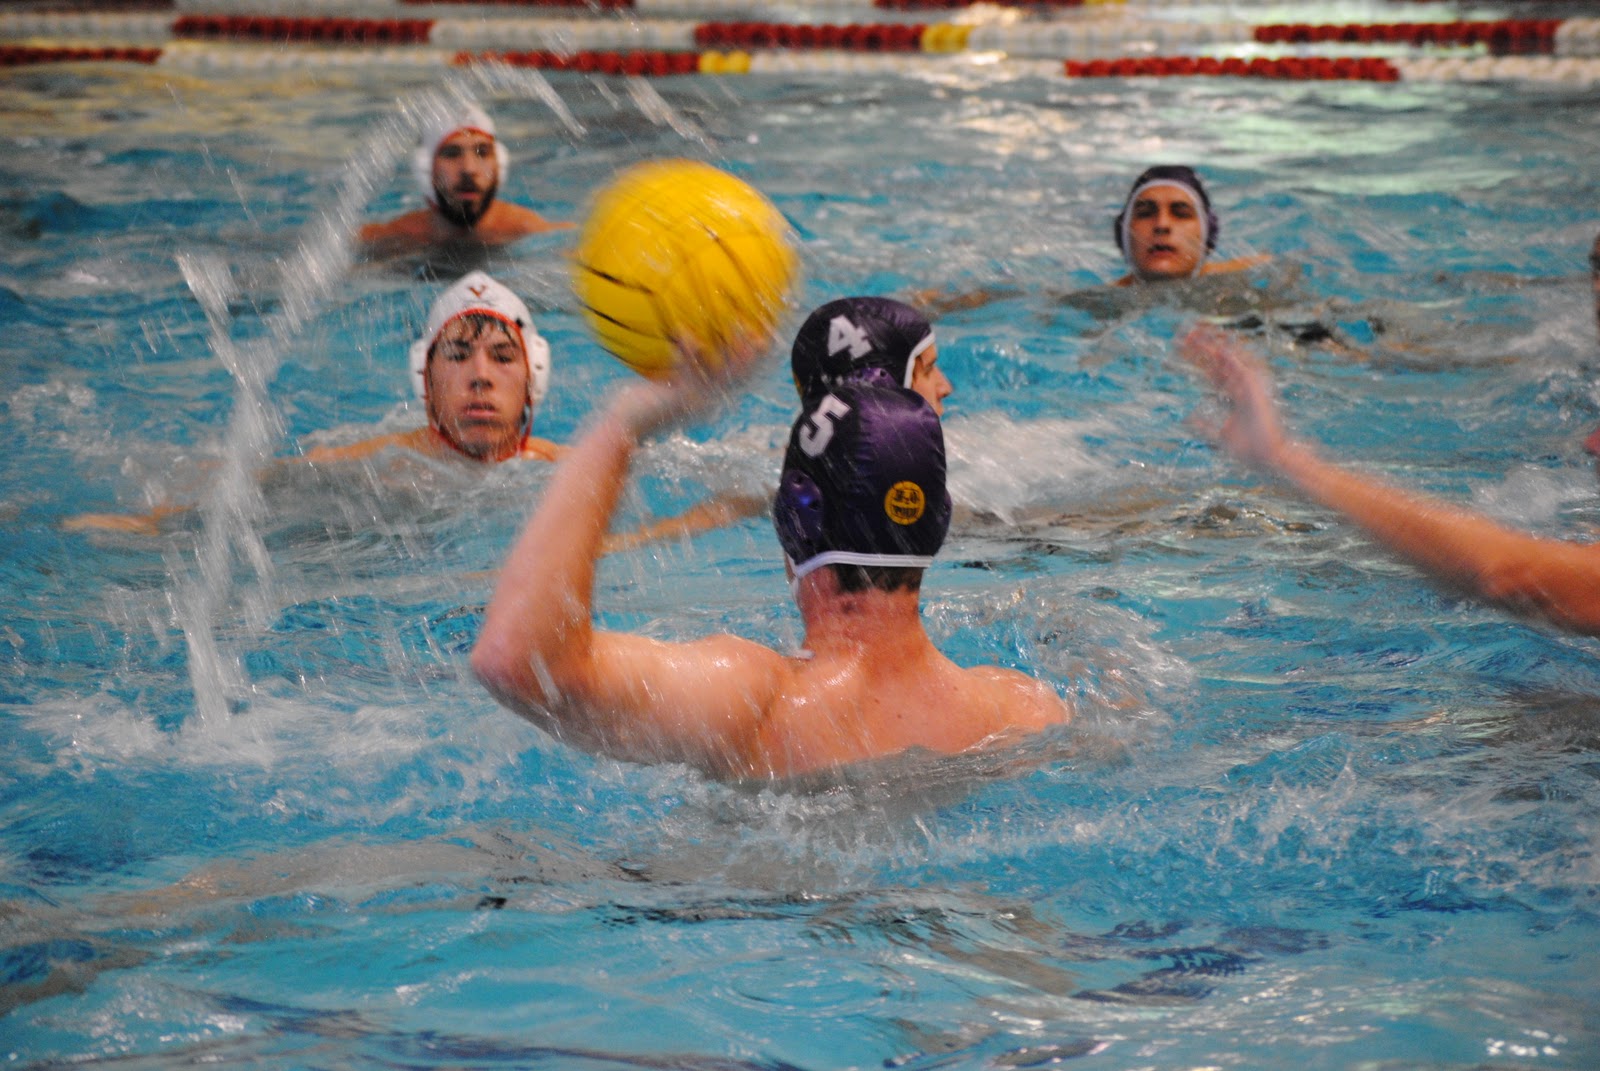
[[411, 99, 512, 208], [408, 271, 551, 414]]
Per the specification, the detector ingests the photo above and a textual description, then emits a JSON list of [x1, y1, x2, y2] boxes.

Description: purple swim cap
[[790, 296, 935, 399], [1113, 165, 1220, 261], [774, 382, 951, 580]]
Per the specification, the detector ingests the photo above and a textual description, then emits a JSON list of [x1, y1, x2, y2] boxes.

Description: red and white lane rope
[[3, 7, 1600, 82], [9, 9, 1600, 57]]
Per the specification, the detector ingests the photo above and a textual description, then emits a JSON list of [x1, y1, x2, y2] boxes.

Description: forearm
[[1268, 439, 1560, 601], [471, 386, 657, 709], [602, 491, 767, 555], [1187, 322, 1600, 635], [62, 503, 187, 535]]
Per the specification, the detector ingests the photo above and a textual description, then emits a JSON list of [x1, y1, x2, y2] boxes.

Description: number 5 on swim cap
[[571, 159, 800, 379]]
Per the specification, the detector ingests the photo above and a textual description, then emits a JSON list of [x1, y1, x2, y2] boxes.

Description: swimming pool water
[[2, 54, 1599, 1070]]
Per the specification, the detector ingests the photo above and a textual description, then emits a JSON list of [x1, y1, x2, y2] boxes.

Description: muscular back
[[740, 645, 1071, 779]]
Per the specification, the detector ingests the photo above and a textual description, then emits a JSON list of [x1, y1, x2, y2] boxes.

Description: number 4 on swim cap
[[827, 316, 874, 360]]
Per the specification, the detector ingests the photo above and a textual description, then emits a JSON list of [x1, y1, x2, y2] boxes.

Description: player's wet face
[[909, 346, 952, 417], [1128, 185, 1207, 281], [432, 130, 499, 229], [425, 315, 528, 461]]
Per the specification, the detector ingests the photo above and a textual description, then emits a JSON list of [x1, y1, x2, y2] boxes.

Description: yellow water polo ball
[[572, 159, 799, 379]]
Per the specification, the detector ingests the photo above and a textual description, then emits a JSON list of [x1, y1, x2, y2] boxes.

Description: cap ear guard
[[847, 366, 900, 392], [408, 335, 431, 399], [523, 328, 551, 412], [774, 470, 826, 566]]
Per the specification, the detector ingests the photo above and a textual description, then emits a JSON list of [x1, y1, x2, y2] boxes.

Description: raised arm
[[470, 359, 788, 773], [1181, 323, 1600, 637]]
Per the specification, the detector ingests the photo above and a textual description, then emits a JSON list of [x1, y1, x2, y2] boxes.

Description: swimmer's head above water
[[774, 381, 952, 587], [790, 296, 953, 417], [361, 96, 570, 256], [411, 99, 511, 231], [408, 271, 550, 461], [1114, 165, 1219, 282]]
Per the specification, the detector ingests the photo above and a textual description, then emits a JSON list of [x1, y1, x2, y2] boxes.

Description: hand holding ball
[[572, 160, 799, 380]]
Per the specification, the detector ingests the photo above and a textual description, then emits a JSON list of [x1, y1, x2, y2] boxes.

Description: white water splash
[[173, 79, 567, 736]]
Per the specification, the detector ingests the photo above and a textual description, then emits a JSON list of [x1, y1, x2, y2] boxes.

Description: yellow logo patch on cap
[[884, 481, 926, 526]]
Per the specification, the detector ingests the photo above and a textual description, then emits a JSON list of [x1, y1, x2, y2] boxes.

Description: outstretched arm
[[61, 503, 188, 536], [904, 284, 1022, 318], [470, 352, 787, 773], [601, 490, 768, 555], [1181, 323, 1600, 637], [63, 430, 452, 535]]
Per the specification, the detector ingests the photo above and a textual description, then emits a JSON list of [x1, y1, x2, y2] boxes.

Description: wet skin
[[424, 315, 529, 462], [1127, 184, 1207, 281]]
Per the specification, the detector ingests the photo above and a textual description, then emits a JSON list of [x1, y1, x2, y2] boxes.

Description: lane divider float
[[4, 7, 1599, 82], [1066, 55, 1400, 80]]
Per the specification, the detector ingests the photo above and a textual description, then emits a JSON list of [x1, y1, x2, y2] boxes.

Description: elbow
[[1474, 560, 1586, 632], [1475, 564, 1524, 608], [1474, 548, 1555, 613], [470, 635, 550, 712], [1475, 558, 1600, 638], [471, 635, 603, 745]]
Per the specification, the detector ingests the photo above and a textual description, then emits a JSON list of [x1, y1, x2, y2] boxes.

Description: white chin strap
[[905, 331, 935, 388], [788, 550, 935, 582]]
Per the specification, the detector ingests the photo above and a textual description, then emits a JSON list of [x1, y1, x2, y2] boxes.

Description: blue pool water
[[2, 56, 1599, 1069]]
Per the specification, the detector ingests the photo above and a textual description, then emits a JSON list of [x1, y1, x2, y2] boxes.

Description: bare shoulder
[[599, 629, 792, 699], [584, 629, 793, 770], [682, 631, 794, 676], [358, 211, 433, 255], [966, 664, 1075, 727], [302, 428, 430, 464], [359, 210, 428, 240], [1204, 253, 1273, 275], [487, 202, 575, 240], [518, 436, 564, 462]]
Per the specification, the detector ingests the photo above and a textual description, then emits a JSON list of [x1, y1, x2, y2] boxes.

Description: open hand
[[1179, 323, 1290, 469], [615, 329, 772, 441]]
